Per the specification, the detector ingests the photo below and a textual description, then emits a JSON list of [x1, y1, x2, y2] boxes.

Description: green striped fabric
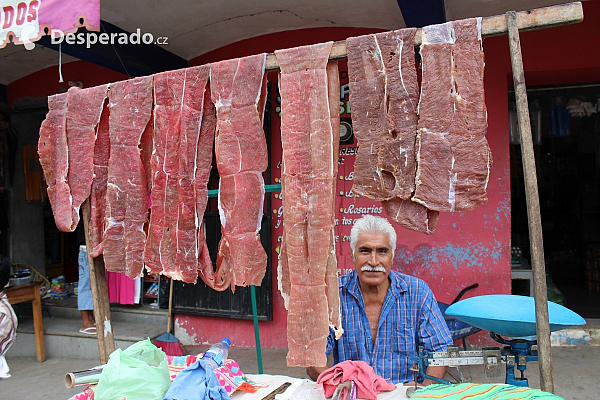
[[411, 383, 563, 399]]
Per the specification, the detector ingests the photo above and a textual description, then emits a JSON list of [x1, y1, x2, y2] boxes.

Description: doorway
[[510, 82, 600, 318]]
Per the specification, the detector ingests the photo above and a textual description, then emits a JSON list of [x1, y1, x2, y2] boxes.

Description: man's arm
[[306, 365, 329, 381], [422, 365, 446, 385]]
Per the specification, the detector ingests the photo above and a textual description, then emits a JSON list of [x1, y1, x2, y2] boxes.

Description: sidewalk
[[1, 346, 599, 400]]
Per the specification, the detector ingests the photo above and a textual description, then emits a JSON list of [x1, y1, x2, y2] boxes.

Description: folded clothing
[[317, 360, 396, 400], [410, 383, 564, 399]]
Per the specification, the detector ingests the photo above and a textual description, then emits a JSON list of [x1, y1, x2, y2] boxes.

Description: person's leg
[[78, 248, 95, 332]]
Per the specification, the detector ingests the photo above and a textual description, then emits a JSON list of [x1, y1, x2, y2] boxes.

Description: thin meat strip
[[38, 93, 71, 232], [211, 54, 269, 290], [413, 19, 491, 212], [104, 77, 153, 278], [195, 83, 228, 290], [347, 29, 439, 234], [89, 102, 110, 257], [174, 66, 211, 283], [66, 85, 108, 231], [276, 42, 340, 367], [145, 70, 184, 276]]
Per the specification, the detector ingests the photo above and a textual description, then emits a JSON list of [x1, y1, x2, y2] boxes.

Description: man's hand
[[404, 366, 447, 387], [306, 366, 328, 381]]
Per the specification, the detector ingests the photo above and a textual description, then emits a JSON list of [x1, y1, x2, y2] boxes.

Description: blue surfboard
[[445, 295, 586, 337]]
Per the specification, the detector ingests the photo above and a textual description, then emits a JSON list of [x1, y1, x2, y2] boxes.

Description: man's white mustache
[[361, 265, 386, 273]]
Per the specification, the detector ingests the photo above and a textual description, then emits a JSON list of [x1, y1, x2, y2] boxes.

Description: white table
[[231, 374, 410, 400]]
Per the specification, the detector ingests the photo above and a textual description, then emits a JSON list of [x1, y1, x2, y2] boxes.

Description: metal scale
[[410, 295, 585, 387]]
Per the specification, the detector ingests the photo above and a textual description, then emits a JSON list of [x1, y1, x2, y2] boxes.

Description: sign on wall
[[0, 0, 99, 49]]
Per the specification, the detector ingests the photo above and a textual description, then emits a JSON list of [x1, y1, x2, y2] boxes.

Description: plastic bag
[[95, 338, 171, 400]]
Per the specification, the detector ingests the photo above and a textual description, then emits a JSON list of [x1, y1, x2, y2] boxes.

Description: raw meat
[[38, 93, 71, 232], [103, 77, 153, 279], [174, 66, 211, 283], [413, 18, 492, 212], [275, 42, 341, 367], [325, 60, 342, 340], [347, 29, 438, 234], [211, 54, 269, 290], [66, 85, 108, 231], [145, 70, 185, 276], [381, 198, 439, 235], [195, 84, 227, 290], [347, 29, 418, 201], [89, 103, 110, 257]]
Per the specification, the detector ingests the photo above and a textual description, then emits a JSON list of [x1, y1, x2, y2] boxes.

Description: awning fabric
[[0, 0, 100, 49]]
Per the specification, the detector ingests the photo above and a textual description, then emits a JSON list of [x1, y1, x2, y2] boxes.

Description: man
[[77, 221, 95, 334], [0, 255, 18, 378], [307, 215, 452, 385]]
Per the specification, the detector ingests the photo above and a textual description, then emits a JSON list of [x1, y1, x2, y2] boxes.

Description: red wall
[[7, 60, 128, 103]]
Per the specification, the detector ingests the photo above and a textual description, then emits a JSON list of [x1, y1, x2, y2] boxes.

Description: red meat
[[211, 54, 269, 290], [103, 77, 152, 278]]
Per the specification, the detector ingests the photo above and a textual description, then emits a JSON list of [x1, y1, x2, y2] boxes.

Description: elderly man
[[307, 215, 452, 385]]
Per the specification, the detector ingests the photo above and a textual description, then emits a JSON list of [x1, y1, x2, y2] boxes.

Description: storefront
[[2, 1, 599, 350]]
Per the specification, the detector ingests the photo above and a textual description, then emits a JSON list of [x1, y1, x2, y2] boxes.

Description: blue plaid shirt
[[326, 270, 452, 384]]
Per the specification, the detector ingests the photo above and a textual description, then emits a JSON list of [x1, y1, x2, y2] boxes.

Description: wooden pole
[[265, 2, 583, 71], [167, 278, 173, 333], [81, 199, 116, 364], [506, 10, 554, 393]]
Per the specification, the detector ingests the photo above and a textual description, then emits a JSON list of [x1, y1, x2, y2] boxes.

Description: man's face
[[353, 231, 394, 288]]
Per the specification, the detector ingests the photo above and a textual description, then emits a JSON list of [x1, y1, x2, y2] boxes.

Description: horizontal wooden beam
[[265, 1, 583, 71]]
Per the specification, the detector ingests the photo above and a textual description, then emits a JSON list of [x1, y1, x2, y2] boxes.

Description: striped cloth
[[167, 354, 257, 394], [411, 383, 564, 399], [0, 292, 18, 357], [326, 270, 453, 384]]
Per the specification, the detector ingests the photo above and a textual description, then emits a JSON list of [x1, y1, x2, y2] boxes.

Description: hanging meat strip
[[144, 70, 184, 276], [38, 92, 71, 232], [276, 42, 341, 367], [195, 84, 228, 289], [413, 18, 492, 212], [66, 85, 108, 231], [103, 77, 153, 278], [38, 85, 108, 233], [347, 29, 439, 234], [88, 103, 110, 257], [145, 66, 213, 284], [174, 66, 212, 283], [210, 54, 269, 290]]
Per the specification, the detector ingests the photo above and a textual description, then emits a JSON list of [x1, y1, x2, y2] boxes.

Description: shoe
[[79, 327, 97, 335]]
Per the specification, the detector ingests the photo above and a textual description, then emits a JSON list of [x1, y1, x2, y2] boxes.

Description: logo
[[50, 28, 168, 49]]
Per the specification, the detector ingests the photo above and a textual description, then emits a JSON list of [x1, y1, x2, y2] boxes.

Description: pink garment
[[106, 271, 136, 305], [317, 360, 396, 400]]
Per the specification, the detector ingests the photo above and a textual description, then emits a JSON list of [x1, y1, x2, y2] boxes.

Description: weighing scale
[[410, 295, 586, 387]]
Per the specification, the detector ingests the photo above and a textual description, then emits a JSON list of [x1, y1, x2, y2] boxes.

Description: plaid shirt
[[326, 270, 452, 384], [0, 292, 18, 357]]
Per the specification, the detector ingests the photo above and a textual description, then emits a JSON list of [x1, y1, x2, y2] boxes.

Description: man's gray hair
[[350, 215, 397, 258]]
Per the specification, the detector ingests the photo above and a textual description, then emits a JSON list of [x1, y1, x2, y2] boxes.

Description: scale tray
[[445, 294, 586, 338]]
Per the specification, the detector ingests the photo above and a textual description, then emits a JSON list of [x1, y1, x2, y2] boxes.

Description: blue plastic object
[[445, 294, 586, 337]]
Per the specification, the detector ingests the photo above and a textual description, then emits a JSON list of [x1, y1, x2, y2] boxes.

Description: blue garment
[[326, 270, 452, 384], [164, 359, 230, 400], [78, 249, 93, 310]]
